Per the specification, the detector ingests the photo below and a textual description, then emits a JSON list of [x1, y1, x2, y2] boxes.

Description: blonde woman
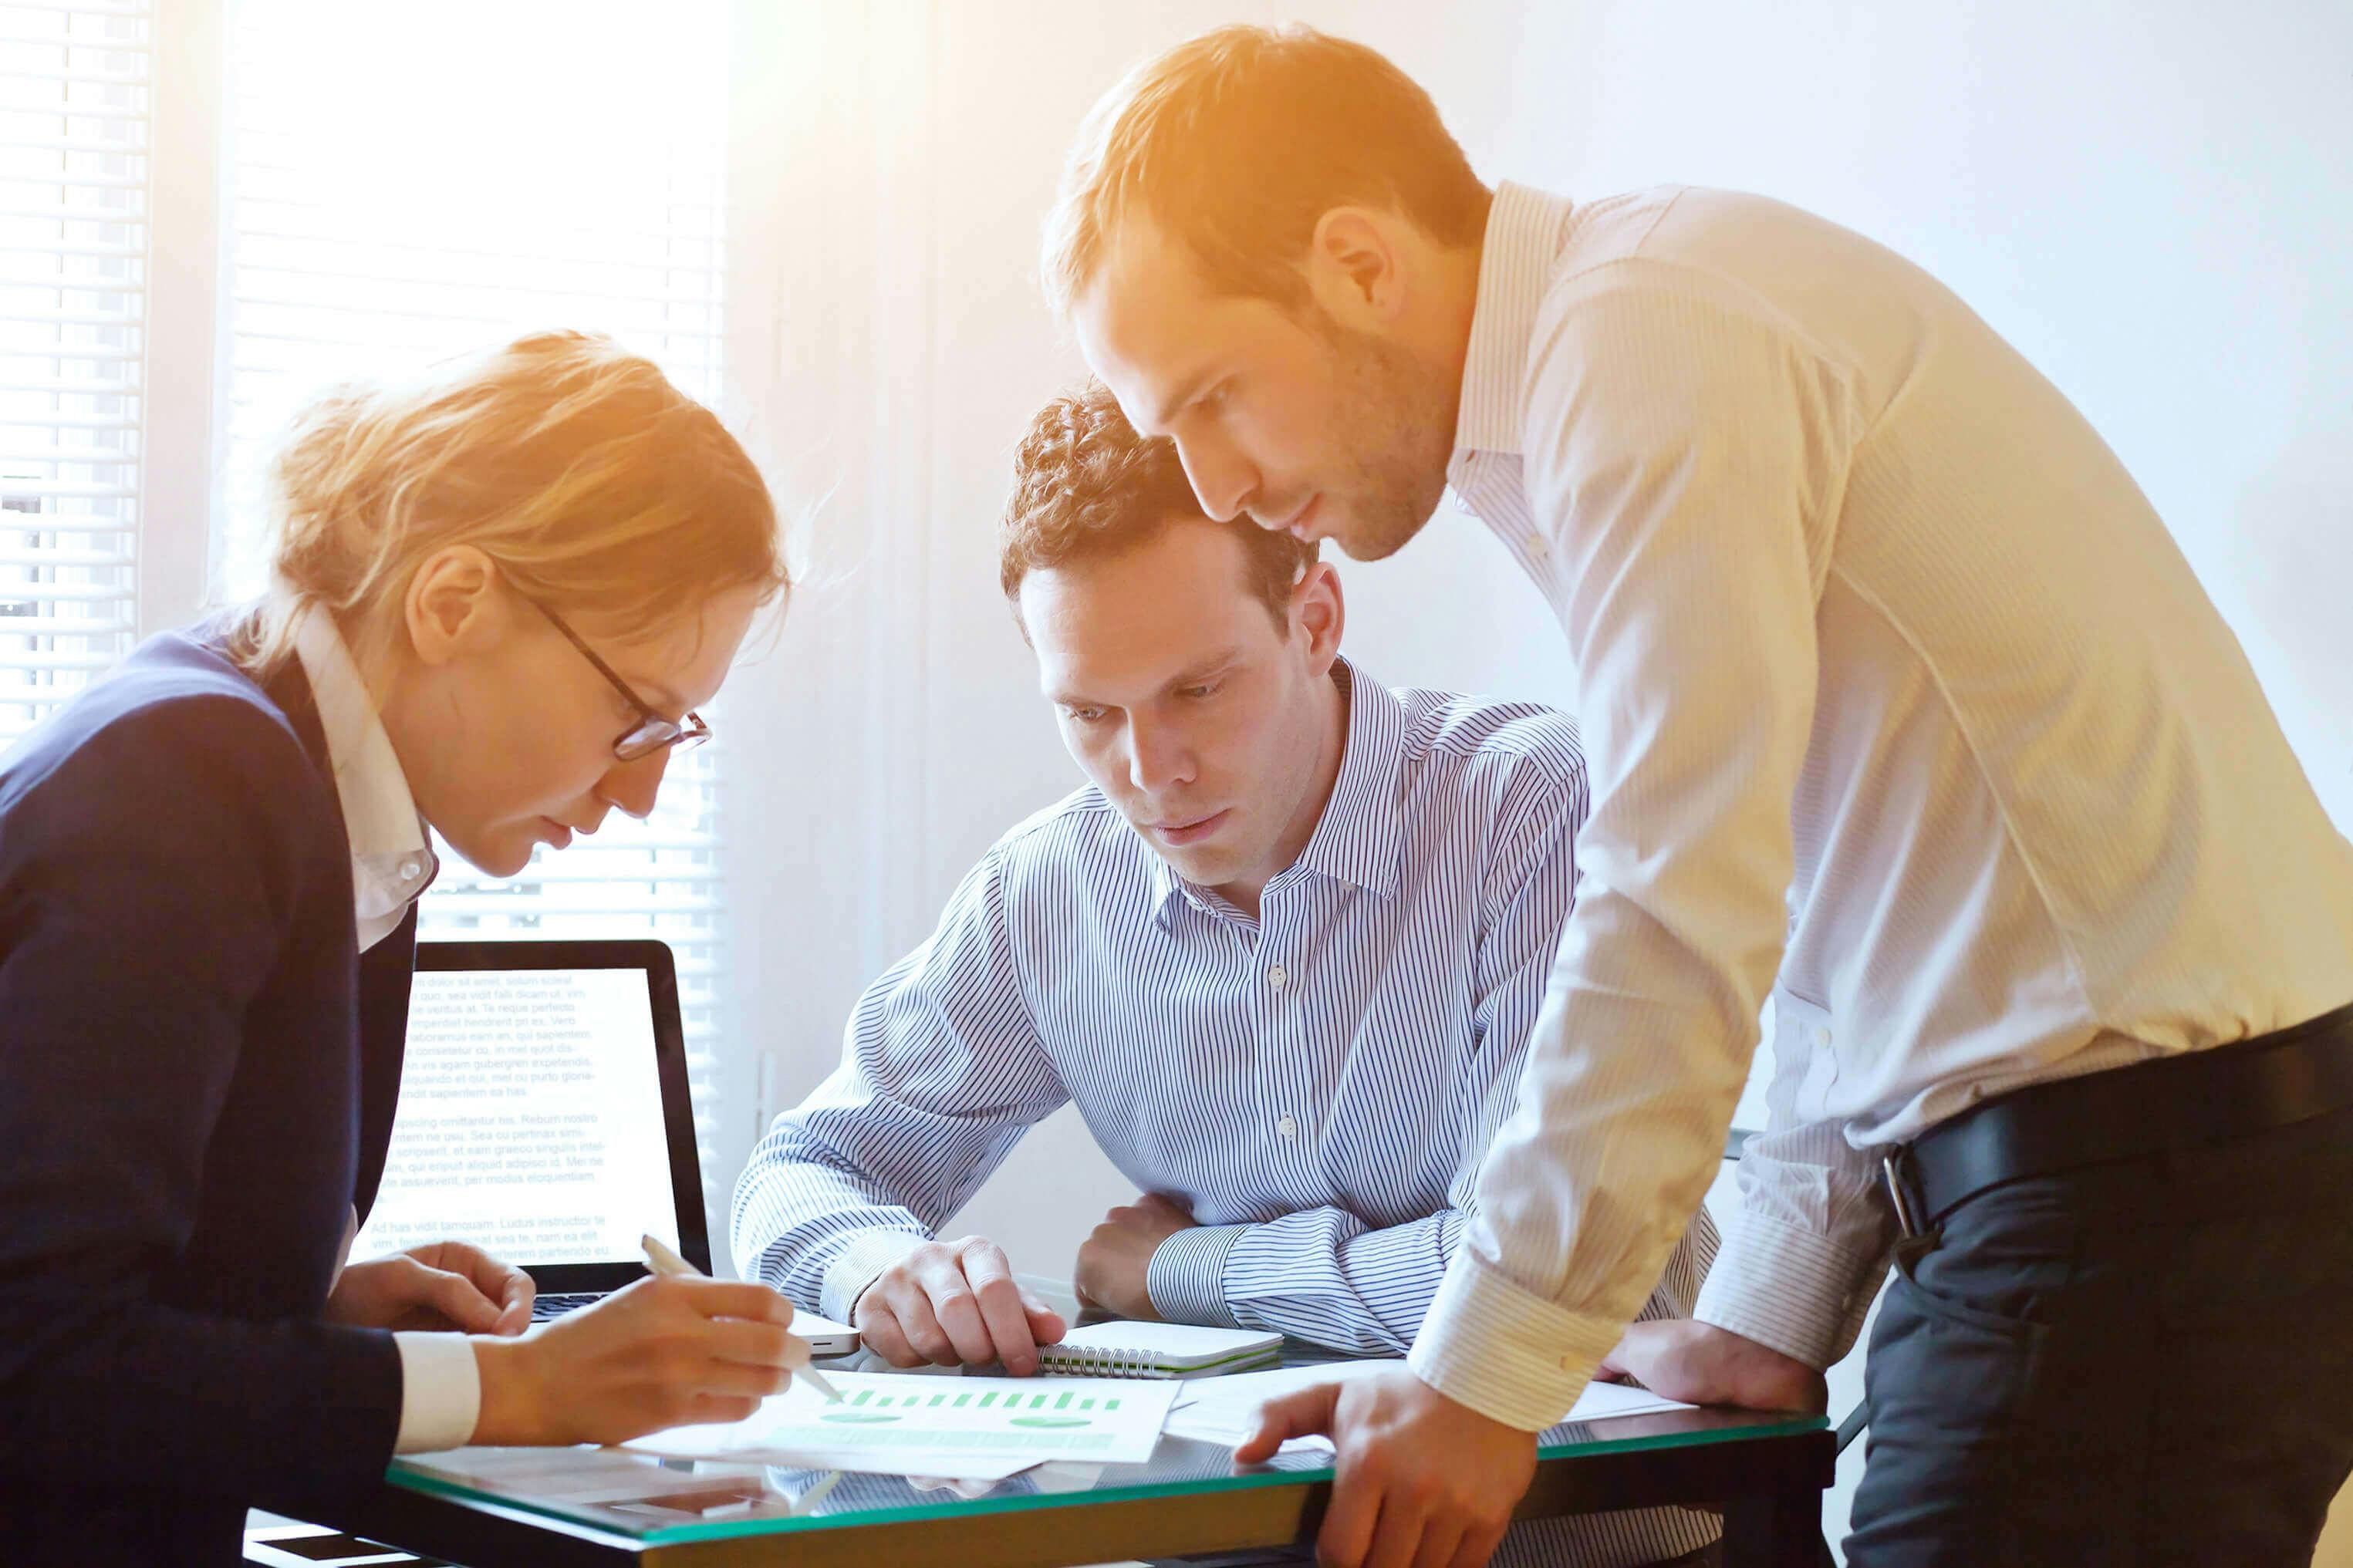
[[0, 332, 807, 1568]]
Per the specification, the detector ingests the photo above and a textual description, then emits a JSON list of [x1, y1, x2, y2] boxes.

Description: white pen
[[640, 1232, 842, 1404]]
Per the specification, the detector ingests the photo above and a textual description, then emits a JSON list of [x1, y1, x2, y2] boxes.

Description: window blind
[[0, 0, 148, 752], [216, 0, 743, 1229]]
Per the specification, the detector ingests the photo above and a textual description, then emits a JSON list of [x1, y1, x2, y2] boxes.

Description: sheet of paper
[[1565, 1377, 1700, 1424], [1166, 1359, 1696, 1455], [1164, 1358, 1396, 1452], [623, 1370, 1181, 1474]]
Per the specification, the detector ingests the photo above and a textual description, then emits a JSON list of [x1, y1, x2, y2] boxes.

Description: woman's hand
[[326, 1240, 535, 1336], [469, 1273, 808, 1445]]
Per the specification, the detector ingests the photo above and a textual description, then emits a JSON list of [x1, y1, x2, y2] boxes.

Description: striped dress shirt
[[1411, 181, 2353, 1433], [734, 661, 1720, 1568]]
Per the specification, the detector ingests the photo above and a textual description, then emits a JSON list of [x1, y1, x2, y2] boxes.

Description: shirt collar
[[292, 604, 437, 944], [1450, 180, 1578, 460], [1147, 656, 1409, 931]]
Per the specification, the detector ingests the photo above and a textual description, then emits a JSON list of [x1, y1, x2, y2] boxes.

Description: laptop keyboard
[[529, 1291, 604, 1322]]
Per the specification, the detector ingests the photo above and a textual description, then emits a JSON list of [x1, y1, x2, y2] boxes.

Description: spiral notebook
[[1036, 1322, 1283, 1380]]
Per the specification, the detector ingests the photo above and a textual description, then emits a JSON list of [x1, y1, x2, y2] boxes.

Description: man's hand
[[1237, 1366, 1534, 1568], [326, 1240, 534, 1335], [1073, 1193, 1195, 1321], [1595, 1319, 1826, 1412], [471, 1273, 806, 1445], [852, 1236, 1066, 1374]]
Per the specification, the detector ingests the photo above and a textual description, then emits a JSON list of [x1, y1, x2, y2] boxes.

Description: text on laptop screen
[[352, 967, 680, 1267]]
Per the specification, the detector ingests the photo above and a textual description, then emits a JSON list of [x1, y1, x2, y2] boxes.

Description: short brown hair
[[1001, 382, 1314, 627], [1043, 24, 1488, 315]]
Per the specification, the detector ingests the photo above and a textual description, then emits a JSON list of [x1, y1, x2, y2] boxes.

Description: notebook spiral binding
[[1034, 1346, 1170, 1379]]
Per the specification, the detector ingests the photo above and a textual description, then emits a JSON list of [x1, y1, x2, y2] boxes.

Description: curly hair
[[1000, 381, 1315, 628]]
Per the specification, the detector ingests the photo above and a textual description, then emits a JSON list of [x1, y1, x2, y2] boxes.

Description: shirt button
[[399, 858, 424, 881], [1527, 534, 1551, 558], [1268, 964, 1288, 990], [1813, 1024, 1833, 1048], [1276, 1114, 1298, 1139]]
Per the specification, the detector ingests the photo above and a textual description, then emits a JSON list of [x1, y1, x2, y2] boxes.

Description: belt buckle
[[1882, 1149, 1922, 1239]]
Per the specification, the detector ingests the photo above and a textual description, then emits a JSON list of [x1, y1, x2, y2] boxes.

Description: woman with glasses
[[0, 332, 807, 1567]]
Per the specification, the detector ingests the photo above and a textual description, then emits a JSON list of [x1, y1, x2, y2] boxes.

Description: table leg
[[1720, 1485, 1833, 1568]]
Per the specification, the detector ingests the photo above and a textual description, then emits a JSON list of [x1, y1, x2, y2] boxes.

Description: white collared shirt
[[292, 605, 479, 1453], [1409, 182, 2353, 1430], [292, 605, 437, 949]]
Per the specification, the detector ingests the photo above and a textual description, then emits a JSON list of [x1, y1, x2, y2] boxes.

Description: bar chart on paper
[[817, 1378, 1166, 1445], [625, 1371, 1183, 1472]]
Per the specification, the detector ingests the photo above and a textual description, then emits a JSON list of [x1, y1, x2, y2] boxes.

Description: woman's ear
[[403, 545, 505, 668], [1291, 559, 1346, 676]]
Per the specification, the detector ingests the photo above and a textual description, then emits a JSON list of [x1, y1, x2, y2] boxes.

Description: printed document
[[624, 1371, 1181, 1476]]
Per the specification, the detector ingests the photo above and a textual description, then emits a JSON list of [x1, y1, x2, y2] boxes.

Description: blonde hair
[[241, 330, 786, 673], [1041, 24, 1487, 319]]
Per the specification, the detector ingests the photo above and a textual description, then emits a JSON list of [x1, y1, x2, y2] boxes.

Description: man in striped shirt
[[732, 381, 1723, 1568]]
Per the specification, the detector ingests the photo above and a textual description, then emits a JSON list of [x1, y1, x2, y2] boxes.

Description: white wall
[[714, 1, 2353, 1556]]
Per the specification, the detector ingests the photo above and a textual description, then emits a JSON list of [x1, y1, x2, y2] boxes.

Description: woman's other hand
[[326, 1239, 535, 1335]]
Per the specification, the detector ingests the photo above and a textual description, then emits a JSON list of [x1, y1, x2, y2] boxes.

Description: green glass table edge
[[385, 1411, 1828, 1546]]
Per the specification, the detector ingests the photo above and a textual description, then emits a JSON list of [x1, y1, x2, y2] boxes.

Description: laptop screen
[[353, 949, 693, 1275]]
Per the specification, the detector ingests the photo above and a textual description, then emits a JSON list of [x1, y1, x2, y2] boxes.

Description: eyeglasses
[[524, 595, 711, 762]]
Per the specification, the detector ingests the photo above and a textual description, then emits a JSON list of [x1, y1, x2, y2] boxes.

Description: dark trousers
[[1844, 1099, 2353, 1566]]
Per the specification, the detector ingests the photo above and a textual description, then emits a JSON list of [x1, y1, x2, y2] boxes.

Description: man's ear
[[403, 545, 505, 669], [1290, 560, 1346, 676], [1304, 207, 1407, 329]]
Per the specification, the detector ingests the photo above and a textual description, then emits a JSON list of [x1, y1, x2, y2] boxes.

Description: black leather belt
[[1883, 1000, 2353, 1237]]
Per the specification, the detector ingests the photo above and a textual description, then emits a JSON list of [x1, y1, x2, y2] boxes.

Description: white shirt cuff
[[1406, 1253, 1625, 1431], [1690, 1209, 1875, 1369], [819, 1229, 930, 1325], [392, 1332, 482, 1454]]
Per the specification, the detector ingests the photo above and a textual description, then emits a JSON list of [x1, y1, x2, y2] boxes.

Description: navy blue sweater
[[0, 628, 418, 1566]]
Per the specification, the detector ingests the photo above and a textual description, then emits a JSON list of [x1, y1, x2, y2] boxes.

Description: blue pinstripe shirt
[[732, 663, 1723, 1566], [733, 662, 1715, 1357]]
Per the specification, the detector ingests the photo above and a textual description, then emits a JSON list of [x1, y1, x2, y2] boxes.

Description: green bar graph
[[778, 1374, 1162, 1460]]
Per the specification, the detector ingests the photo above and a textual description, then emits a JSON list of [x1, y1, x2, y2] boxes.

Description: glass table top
[[387, 1354, 1825, 1547]]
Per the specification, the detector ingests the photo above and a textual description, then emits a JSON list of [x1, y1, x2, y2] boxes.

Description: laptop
[[352, 938, 857, 1354]]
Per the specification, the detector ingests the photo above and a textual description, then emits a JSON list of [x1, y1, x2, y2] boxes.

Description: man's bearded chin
[[1323, 319, 1457, 561]]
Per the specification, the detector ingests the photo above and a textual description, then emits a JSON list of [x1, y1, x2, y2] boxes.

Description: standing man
[[1042, 24, 2353, 1568]]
